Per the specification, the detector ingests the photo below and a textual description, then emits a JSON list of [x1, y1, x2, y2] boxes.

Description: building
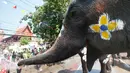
[[0, 25, 34, 49], [16, 25, 33, 37]]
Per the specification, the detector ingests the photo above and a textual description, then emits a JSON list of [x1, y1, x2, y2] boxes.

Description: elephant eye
[[70, 11, 77, 17], [69, 10, 81, 20]]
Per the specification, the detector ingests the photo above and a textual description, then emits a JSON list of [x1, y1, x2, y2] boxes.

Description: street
[[7, 54, 130, 73], [76, 59, 130, 73], [9, 55, 81, 73]]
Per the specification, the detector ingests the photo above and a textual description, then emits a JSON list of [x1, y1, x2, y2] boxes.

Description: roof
[[15, 25, 33, 37]]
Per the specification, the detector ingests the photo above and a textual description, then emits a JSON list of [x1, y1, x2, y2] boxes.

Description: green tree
[[20, 37, 31, 45], [21, 0, 70, 43]]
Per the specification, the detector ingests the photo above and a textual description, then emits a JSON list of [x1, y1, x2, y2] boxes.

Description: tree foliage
[[20, 37, 30, 45], [21, 0, 70, 43]]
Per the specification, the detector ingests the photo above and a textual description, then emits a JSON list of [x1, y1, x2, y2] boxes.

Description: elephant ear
[[87, 46, 102, 71]]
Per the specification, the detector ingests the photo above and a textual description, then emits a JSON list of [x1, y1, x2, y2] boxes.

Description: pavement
[[75, 59, 130, 73], [9, 55, 81, 73], [1, 54, 130, 73]]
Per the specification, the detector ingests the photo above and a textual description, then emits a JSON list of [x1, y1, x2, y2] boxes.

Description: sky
[[0, 0, 43, 35]]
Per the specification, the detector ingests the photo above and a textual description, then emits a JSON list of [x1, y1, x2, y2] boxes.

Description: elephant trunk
[[18, 33, 83, 66]]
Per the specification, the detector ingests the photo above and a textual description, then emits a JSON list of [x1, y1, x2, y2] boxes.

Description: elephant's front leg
[[78, 47, 88, 73], [99, 54, 112, 73]]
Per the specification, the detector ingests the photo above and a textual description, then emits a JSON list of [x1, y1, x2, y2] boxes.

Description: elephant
[[18, 0, 130, 73]]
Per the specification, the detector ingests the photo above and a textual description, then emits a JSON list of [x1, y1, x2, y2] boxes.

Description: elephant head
[[18, 0, 130, 71]]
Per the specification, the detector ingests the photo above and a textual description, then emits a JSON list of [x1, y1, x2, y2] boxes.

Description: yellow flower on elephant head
[[90, 13, 117, 40]]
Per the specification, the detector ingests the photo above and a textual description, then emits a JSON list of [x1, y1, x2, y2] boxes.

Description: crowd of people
[[0, 46, 48, 73]]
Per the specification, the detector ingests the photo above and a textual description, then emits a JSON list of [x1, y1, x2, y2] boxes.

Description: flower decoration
[[13, 5, 17, 9], [21, 10, 25, 14], [90, 13, 117, 40]]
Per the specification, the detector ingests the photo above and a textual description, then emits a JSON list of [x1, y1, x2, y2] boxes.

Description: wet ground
[[9, 55, 81, 73], [2, 54, 130, 73], [76, 59, 130, 73]]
